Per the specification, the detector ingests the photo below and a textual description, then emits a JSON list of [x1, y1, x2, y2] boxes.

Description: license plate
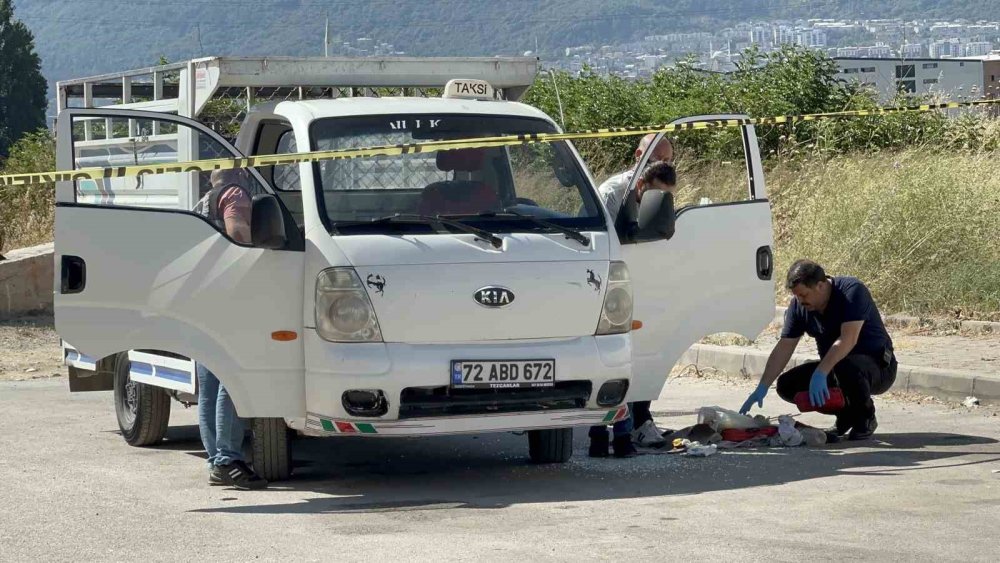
[[450, 360, 555, 389]]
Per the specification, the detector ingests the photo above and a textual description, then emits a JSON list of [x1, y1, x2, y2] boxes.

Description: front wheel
[[113, 353, 170, 446], [528, 428, 573, 463], [250, 418, 293, 482]]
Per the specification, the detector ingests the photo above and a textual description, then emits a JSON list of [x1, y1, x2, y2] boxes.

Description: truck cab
[[54, 57, 774, 480]]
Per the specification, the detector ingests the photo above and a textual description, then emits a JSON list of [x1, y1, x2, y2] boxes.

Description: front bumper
[[288, 406, 630, 437], [302, 331, 631, 423]]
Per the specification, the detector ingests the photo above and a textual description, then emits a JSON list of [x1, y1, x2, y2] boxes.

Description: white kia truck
[[54, 57, 775, 480]]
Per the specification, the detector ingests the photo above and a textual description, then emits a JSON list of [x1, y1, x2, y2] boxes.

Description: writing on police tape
[[1, 99, 998, 187]]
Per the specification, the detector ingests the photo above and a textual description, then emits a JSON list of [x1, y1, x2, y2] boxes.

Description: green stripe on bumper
[[356, 423, 377, 434], [321, 419, 335, 432]]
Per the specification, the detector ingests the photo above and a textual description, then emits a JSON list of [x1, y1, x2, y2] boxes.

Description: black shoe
[[825, 414, 853, 437], [589, 430, 610, 458], [216, 460, 269, 490], [848, 414, 878, 441], [612, 435, 638, 458], [209, 466, 226, 486]]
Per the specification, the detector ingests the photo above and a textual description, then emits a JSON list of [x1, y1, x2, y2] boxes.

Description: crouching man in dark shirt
[[739, 259, 897, 440]]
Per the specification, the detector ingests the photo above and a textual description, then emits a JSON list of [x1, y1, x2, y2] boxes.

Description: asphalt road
[[1, 376, 998, 562]]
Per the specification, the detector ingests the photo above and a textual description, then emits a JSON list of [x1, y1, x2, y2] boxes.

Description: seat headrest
[[436, 148, 485, 172]]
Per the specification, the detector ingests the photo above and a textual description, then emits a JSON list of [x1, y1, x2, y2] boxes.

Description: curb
[[774, 306, 999, 334], [682, 343, 1000, 405]]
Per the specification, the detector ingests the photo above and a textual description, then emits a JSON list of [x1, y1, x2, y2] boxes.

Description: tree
[[0, 0, 47, 158]]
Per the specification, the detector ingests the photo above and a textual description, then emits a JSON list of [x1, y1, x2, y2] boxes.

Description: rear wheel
[[250, 418, 293, 482], [113, 353, 170, 446], [528, 428, 573, 463]]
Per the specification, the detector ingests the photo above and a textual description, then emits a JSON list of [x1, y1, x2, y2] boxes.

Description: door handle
[[61, 255, 87, 294], [756, 246, 773, 280]]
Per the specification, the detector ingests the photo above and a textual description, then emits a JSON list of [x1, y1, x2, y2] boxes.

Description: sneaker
[[848, 414, 878, 441], [589, 430, 610, 458], [208, 466, 226, 486], [612, 434, 638, 458], [631, 420, 668, 447], [825, 414, 853, 437], [216, 460, 269, 490]]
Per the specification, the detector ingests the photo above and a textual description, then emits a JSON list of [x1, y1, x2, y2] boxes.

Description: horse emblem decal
[[586, 269, 602, 292], [366, 274, 386, 295]]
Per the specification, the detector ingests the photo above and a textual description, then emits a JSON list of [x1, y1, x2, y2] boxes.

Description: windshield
[[310, 114, 605, 235]]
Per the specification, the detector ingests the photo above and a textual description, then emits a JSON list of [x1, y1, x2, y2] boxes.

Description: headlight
[[595, 261, 633, 335], [315, 268, 383, 342]]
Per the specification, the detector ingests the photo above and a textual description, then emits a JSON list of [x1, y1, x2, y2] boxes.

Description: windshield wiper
[[443, 210, 591, 247], [336, 213, 504, 249]]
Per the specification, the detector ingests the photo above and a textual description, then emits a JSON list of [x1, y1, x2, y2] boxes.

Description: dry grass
[[766, 149, 1000, 321], [0, 184, 54, 254]]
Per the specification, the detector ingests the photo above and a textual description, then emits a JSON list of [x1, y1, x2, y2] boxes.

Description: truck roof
[[56, 56, 540, 117], [274, 97, 555, 124]]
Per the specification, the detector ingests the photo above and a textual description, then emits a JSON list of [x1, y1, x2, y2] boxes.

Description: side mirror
[[629, 190, 675, 242], [251, 194, 288, 249]]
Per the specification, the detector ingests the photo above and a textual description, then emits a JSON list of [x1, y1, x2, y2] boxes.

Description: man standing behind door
[[590, 135, 677, 456], [193, 168, 268, 489]]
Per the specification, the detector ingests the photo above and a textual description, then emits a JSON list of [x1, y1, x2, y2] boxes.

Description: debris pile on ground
[[638, 405, 829, 457], [963, 396, 981, 408]]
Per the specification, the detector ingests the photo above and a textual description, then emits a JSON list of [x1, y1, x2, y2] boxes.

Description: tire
[[528, 427, 573, 464], [250, 418, 293, 482], [113, 352, 170, 446]]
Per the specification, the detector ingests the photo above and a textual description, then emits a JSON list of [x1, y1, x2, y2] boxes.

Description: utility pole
[[324, 13, 330, 57]]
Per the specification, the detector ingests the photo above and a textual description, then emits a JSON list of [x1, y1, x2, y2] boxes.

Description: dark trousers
[[588, 400, 653, 440], [631, 401, 653, 427], [775, 354, 897, 423]]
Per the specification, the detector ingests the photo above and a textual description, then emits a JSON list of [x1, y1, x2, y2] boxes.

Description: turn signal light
[[631, 320, 643, 330], [271, 331, 298, 341]]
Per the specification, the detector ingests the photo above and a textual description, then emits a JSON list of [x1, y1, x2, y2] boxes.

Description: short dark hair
[[641, 160, 676, 187], [785, 259, 827, 289]]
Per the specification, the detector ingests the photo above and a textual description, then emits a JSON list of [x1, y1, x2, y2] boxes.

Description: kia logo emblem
[[474, 286, 515, 308]]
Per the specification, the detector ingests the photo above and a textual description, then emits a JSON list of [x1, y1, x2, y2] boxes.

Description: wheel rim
[[118, 372, 138, 427], [125, 380, 138, 416]]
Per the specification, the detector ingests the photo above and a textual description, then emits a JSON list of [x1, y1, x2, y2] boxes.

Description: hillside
[[12, 0, 1000, 99]]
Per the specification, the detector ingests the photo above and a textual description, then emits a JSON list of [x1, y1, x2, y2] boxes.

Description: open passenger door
[[619, 115, 775, 401], [54, 109, 305, 416]]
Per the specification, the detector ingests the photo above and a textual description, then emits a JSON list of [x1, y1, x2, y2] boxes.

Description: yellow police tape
[[1, 99, 998, 187]]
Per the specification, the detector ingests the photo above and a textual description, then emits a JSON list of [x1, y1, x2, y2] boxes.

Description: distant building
[[929, 23, 965, 38], [834, 56, 1000, 103], [796, 28, 828, 48], [964, 42, 993, 57], [773, 25, 795, 45], [901, 43, 923, 58], [868, 43, 893, 58], [749, 24, 771, 47], [836, 42, 893, 58], [929, 39, 962, 58]]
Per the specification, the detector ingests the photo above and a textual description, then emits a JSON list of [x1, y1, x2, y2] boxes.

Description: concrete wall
[[0, 243, 54, 319]]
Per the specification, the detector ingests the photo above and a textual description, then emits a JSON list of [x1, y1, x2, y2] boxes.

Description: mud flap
[[64, 340, 113, 392]]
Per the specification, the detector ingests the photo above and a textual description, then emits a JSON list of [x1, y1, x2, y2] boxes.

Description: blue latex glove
[[809, 369, 831, 407], [739, 383, 769, 415]]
